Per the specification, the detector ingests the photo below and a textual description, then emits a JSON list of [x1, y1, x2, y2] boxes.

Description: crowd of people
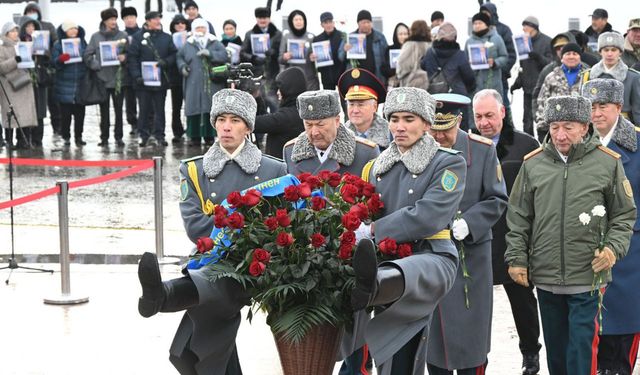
[[2, 2, 640, 375]]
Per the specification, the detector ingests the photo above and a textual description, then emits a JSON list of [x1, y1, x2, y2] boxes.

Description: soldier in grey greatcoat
[[343, 87, 467, 375], [136, 89, 286, 375], [425, 93, 508, 374], [283, 90, 379, 176]]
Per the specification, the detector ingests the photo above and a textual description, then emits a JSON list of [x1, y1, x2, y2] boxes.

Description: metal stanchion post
[[44, 181, 89, 305], [153, 157, 178, 265]]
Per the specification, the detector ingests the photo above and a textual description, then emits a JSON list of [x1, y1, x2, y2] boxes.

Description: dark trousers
[[523, 92, 534, 136], [47, 86, 61, 134], [59, 103, 86, 141], [170, 85, 184, 139], [145, 0, 162, 12], [99, 88, 124, 141], [4, 128, 31, 148], [598, 333, 640, 375], [427, 361, 488, 375], [537, 289, 599, 375], [174, 0, 184, 12], [137, 90, 167, 141], [503, 282, 542, 355], [123, 85, 138, 128], [108, 0, 125, 8], [169, 341, 243, 375]]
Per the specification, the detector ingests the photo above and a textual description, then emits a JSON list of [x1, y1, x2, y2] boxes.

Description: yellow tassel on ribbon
[[187, 161, 215, 216]]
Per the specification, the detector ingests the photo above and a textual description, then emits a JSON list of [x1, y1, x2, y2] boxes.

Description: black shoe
[[129, 127, 137, 135], [171, 136, 182, 144], [75, 139, 86, 146], [159, 140, 168, 147], [63, 139, 71, 146], [116, 140, 125, 147], [351, 239, 378, 311], [139, 139, 148, 147], [522, 353, 540, 375], [98, 141, 108, 147], [0, 139, 7, 148], [138, 252, 164, 318]]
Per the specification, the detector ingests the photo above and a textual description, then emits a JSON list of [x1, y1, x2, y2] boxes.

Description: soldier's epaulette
[[629, 67, 640, 75], [597, 145, 621, 159], [468, 133, 493, 146], [523, 147, 543, 161], [180, 155, 204, 163], [262, 154, 285, 163], [355, 136, 377, 148], [438, 146, 461, 155], [284, 138, 297, 148], [635, 126, 640, 133]]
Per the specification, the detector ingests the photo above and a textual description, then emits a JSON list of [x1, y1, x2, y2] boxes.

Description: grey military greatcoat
[[174, 141, 286, 374], [340, 135, 467, 375], [427, 130, 508, 370], [283, 124, 379, 176]]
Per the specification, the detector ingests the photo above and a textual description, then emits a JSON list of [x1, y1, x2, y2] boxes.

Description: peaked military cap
[[337, 68, 387, 103], [431, 93, 471, 130]]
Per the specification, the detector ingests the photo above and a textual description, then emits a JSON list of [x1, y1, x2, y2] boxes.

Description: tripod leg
[[6, 269, 14, 285], [16, 265, 54, 273]]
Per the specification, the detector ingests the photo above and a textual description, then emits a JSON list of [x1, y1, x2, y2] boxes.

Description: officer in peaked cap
[[426, 93, 508, 374], [338, 68, 392, 150]]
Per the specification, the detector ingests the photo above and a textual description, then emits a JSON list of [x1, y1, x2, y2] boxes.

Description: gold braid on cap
[[432, 112, 461, 130]]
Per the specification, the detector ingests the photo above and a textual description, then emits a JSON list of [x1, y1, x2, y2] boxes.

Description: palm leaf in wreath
[[270, 304, 340, 344]]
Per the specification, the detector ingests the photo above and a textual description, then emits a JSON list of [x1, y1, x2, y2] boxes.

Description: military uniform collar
[[591, 60, 629, 82], [372, 134, 439, 176], [611, 115, 638, 152], [290, 124, 357, 166], [345, 113, 391, 148], [202, 140, 262, 178]]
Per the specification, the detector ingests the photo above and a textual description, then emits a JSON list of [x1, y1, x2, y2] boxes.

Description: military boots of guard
[[351, 239, 405, 310], [137, 252, 199, 317]]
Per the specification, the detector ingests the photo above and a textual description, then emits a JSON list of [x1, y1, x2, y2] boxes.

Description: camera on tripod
[[210, 63, 262, 93]]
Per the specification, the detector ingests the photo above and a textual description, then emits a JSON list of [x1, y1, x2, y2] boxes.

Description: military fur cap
[[582, 78, 624, 105], [383, 87, 436, 124], [296, 90, 341, 120], [544, 95, 591, 125], [598, 32, 624, 52], [210, 89, 257, 130]]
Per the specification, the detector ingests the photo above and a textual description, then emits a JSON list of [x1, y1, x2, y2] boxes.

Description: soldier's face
[[591, 102, 622, 137], [426, 121, 460, 148], [549, 121, 589, 155], [600, 47, 621, 67], [215, 114, 251, 153], [347, 99, 377, 130], [560, 51, 581, 68], [474, 96, 505, 139], [303, 116, 340, 150], [389, 112, 428, 153]]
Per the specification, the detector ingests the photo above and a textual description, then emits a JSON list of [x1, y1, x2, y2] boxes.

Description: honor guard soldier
[[338, 67, 392, 150], [583, 79, 640, 375], [342, 87, 467, 375], [283, 89, 379, 176], [425, 93, 508, 375], [136, 89, 287, 375]]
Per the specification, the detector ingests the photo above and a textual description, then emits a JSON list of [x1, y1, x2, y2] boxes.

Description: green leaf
[[270, 304, 339, 344]]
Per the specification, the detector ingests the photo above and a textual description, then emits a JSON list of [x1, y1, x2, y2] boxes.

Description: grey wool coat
[[340, 135, 467, 375], [177, 35, 228, 117], [83, 23, 128, 89], [0, 36, 37, 128], [283, 124, 379, 175], [427, 130, 508, 369], [175, 141, 286, 374], [345, 113, 392, 151]]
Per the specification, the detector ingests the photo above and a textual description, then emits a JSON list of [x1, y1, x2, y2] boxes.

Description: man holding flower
[[505, 95, 636, 375], [136, 89, 286, 375]]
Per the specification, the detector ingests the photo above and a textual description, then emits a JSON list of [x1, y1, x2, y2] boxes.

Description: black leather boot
[[351, 239, 405, 310], [137, 252, 199, 317]]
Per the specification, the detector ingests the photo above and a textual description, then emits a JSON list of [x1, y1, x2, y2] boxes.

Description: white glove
[[355, 223, 372, 243], [196, 49, 210, 57], [452, 218, 469, 241]]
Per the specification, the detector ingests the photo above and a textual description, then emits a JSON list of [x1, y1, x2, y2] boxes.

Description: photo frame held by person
[[32, 30, 49, 55], [312, 40, 333, 68], [142, 61, 161, 87], [287, 39, 307, 64], [251, 34, 270, 57], [513, 34, 532, 60], [468, 43, 489, 70], [226, 42, 241, 64], [15, 42, 35, 69], [172, 31, 187, 49], [347, 33, 366, 60], [99, 41, 120, 67], [389, 49, 401, 69], [61, 38, 82, 64]]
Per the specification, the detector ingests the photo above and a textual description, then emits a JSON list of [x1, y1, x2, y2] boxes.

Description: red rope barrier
[[0, 157, 151, 168], [68, 160, 154, 189], [0, 186, 61, 210]]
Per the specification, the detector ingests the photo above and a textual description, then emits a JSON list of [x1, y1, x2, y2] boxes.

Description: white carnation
[[141, 40, 148, 46], [484, 41, 494, 48], [591, 205, 606, 218], [579, 212, 591, 226], [143, 32, 150, 39]]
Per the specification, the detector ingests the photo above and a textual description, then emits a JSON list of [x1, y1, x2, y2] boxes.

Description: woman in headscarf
[[278, 9, 319, 90]]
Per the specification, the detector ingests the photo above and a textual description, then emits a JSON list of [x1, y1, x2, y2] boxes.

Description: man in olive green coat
[[505, 95, 636, 375]]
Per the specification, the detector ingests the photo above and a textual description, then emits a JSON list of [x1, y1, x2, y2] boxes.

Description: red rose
[[227, 212, 245, 229], [252, 248, 271, 263], [311, 196, 326, 211], [214, 205, 228, 217], [317, 170, 331, 182], [276, 209, 291, 227], [366, 193, 384, 214], [327, 172, 342, 188], [297, 172, 312, 183], [340, 184, 359, 204], [283, 185, 299, 201], [349, 203, 370, 220], [241, 189, 262, 207], [361, 182, 375, 198], [276, 232, 294, 247], [340, 231, 356, 246], [264, 216, 278, 231], [310, 233, 326, 248], [341, 212, 361, 231], [338, 243, 353, 260], [196, 237, 214, 253], [378, 237, 398, 256], [249, 260, 266, 276], [227, 191, 243, 208], [214, 213, 228, 228], [342, 173, 361, 186], [297, 182, 312, 199], [305, 175, 322, 189], [397, 243, 413, 258]]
